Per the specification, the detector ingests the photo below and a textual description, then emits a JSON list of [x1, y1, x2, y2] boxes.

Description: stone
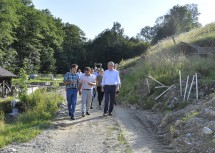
[[175, 120, 183, 127], [202, 127, 213, 135], [186, 133, 192, 138], [206, 110, 215, 118], [8, 148, 17, 152], [173, 130, 180, 138]]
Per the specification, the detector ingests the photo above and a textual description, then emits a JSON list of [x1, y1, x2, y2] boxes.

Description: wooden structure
[[94, 63, 102, 68], [0, 67, 17, 97], [180, 42, 215, 55]]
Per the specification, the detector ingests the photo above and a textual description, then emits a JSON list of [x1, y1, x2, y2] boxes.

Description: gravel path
[[1, 87, 172, 153]]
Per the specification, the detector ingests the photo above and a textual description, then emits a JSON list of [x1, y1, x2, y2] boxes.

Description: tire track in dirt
[[114, 106, 173, 153]]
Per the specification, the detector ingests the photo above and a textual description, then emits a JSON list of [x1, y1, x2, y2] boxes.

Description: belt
[[82, 89, 92, 90], [67, 88, 77, 89], [105, 85, 116, 87]]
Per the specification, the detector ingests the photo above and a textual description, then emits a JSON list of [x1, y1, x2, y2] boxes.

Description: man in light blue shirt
[[101, 61, 121, 116]]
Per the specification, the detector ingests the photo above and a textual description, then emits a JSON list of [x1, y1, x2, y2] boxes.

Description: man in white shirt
[[90, 68, 97, 109], [77, 69, 83, 78], [79, 67, 96, 117], [101, 61, 121, 116]]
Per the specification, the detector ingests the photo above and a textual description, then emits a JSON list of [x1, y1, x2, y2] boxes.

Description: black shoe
[[103, 113, 108, 116], [90, 106, 93, 109], [71, 116, 75, 120], [108, 113, 112, 116], [82, 113, 85, 117], [86, 112, 90, 115]]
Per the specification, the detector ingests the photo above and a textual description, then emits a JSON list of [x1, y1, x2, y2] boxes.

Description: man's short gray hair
[[108, 61, 114, 66]]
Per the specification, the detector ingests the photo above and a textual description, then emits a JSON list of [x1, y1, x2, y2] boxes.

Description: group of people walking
[[64, 61, 121, 120]]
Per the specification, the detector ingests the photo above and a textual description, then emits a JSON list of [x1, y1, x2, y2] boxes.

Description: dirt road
[[1, 87, 171, 153]]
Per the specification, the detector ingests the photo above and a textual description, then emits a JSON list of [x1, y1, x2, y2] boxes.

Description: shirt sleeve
[[63, 72, 69, 82], [116, 71, 121, 85], [101, 72, 105, 86], [79, 75, 83, 83]]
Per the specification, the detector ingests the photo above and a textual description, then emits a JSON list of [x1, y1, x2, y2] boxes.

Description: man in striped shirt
[[64, 64, 80, 120]]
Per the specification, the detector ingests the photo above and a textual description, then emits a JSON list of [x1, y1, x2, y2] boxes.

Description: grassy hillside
[[119, 23, 215, 110]]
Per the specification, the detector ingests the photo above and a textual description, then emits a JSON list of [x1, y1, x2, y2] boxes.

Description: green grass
[[118, 129, 126, 144], [119, 56, 141, 69], [119, 23, 215, 110], [0, 89, 64, 148], [182, 111, 199, 122], [0, 97, 14, 103], [12, 78, 63, 84], [29, 79, 63, 83], [118, 130, 132, 153]]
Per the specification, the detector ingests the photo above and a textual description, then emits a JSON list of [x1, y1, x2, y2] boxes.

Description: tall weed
[[0, 111, 4, 130], [0, 89, 63, 148], [119, 23, 215, 109]]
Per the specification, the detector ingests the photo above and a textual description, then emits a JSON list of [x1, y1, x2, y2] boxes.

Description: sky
[[32, 0, 215, 40]]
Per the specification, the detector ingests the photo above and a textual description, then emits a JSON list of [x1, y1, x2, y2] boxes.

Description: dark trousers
[[97, 86, 104, 106], [104, 85, 116, 114]]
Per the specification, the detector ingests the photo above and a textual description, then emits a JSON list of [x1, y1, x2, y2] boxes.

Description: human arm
[[63, 72, 76, 85], [78, 76, 82, 95], [78, 83, 82, 95]]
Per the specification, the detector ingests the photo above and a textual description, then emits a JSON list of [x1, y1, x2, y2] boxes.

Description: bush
[[0, 89, 64, 148], [18, 88, 63, 123], [0, 101, 12, 113], [0, 111, 4, 130]]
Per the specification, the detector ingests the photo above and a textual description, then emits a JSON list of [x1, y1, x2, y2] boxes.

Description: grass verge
[[0, 89, 63, 148], [119, 23, 215, 110]]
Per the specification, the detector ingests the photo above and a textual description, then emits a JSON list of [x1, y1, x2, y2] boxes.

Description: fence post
[[196, 73, 198, 100], [183, 75, 189, 101], [179, 70, 182, 96], [146, 78, 150, 94], [187, 75, 195, 101]]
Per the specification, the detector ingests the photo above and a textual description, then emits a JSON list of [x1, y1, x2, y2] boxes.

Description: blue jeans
[[104, 85, 116, 114], [66, 88, 78, 117]]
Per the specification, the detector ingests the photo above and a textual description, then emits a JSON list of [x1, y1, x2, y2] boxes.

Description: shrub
[[18, 88, 63, 123], [0, 89, 63, 148], [0, 111, 4, 130]]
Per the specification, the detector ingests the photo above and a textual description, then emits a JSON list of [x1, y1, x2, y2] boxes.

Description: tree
[[59, 23, 86, 72], [0, 0, 20, 71], [139, 4, 201, 44], [39, 9, 64, 73], [140, 26, 155, 42]]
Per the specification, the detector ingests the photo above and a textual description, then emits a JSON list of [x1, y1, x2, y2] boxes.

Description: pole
[[155, 85, 175, 100], [183, 75, 189, 101], [146, 78, 150, 94], [187, 75, 195, 101], [148, 75, 165, 86], [196, 73, 198, 100], [179, 70, 182, 96]]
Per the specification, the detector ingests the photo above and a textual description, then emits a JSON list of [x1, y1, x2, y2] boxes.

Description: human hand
[[69, 80, 74, 84], [116, 86, 120, 92]]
